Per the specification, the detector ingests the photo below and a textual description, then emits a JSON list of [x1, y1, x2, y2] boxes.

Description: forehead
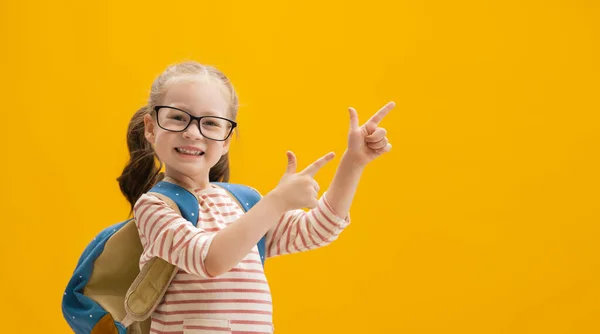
[[161, 77, 230, 117]]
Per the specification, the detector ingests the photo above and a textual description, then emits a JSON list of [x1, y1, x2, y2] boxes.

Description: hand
[[268, 151, 335, 211], [346, 101, 395, 167]]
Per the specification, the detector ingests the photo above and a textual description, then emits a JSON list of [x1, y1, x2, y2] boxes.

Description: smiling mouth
[[175, 147, 205, 156]]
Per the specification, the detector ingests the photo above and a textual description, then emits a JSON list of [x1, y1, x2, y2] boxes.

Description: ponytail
[[209, 153, 230, 183], [117, 106, 164, 211]]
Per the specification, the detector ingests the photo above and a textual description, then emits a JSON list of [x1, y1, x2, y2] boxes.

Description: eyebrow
[[167, 104, 221, 116]]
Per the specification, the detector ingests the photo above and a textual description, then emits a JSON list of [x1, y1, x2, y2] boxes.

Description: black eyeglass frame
[[153, 106, 237, 141]]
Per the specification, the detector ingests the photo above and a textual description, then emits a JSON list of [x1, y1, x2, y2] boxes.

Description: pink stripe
[[317, 205, 339, 229], [171, 278, 268, 284], [134, 199, 151, 224], [312, 208, 334, 235], [229, 268, 264, 274], [146, 208, 168, 240], [303, 220, 319, 249], [296, 218, 309, 250], [142, 206, 163, 236], [267, 215, 285, 254], [198, 208, 242, 216], [159, 232, 168, 259], [221, 211, 238, 217], [152, 318, 273, 327], [180, 237, 193, 273], [241, 259, 262, 265], [147, 211, 169, 240], [205, 193, 231, 199], [186, 325, 229, 331], [154, 309, 272, 316], [280, 215, 294, 254], [166, 288, 270, 294], [289, 223, 301, 253], [150, 216, 179, 247], [298, 215, 318, 249], [163, 299, 272, 305], [150, 318, 182, 326], [207, 202, 234, 207], [169, 224, 188, 263], [276, 217, 289, 255], [231, 320, 273, 326], [197, 236, 209, 276], [134, 198, 150, 213], [191, 234, 199, 275], [308, 210, 328, 243]]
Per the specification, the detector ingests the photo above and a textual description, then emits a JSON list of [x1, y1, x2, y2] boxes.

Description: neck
[[163, 172, 211, 193]]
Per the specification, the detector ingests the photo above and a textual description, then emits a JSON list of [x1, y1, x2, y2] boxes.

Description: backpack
[[62, 181, 266, 334]]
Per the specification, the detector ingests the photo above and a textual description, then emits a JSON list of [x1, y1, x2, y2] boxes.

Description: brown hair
[[117, 61, 239, 210]]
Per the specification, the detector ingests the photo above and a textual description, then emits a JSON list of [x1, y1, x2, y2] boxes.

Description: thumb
[[285, 151, 297, 175], [349, 107, 360, 131]]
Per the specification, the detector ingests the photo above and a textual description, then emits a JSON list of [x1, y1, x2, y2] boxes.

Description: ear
[[144, 114, 156, 144]]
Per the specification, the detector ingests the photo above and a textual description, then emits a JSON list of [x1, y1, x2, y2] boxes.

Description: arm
[[323, 152, 364, 219], [266, 102, 396, 257], [266, 193, 350, 258], [326, 102, 395, 217], [206, 151, 335, 275], [136, 152, 336, 277], [203, 192, 287, 276], [135, 192, 286, 277], [264, 154, 363, 258], [134, 194, 217, 278]]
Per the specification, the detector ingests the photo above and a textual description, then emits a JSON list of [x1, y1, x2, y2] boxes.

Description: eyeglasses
[[154, 106, 237, 141]]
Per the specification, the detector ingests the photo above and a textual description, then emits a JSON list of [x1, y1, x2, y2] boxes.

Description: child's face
[[144, 78, 232, 184]]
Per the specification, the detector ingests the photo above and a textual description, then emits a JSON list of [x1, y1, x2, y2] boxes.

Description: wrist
[[341, 150, 367, 171], [263, 190, 290, 216]]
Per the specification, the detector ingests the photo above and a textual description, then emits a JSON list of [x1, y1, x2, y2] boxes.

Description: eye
[[169, 115, 186, 122], [202, 119, 221, 127]]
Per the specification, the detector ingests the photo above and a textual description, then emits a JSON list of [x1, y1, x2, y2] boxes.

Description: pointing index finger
[[300, 152, 335, 177], [367, 101, 395, 126]]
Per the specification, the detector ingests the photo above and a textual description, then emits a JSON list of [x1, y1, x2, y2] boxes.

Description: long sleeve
[[265, 192, 350, 258], [133, 193, 216, 278]]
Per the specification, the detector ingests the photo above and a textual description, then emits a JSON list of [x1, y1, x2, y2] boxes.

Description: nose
[[182, 120, 204, 140]]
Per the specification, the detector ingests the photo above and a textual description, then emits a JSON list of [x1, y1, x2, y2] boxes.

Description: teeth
[[176, 148, 203, 155]]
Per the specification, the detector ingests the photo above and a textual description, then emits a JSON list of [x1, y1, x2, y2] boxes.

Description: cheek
[[153, 131, 176, 153], [206, 141, 226, 155]]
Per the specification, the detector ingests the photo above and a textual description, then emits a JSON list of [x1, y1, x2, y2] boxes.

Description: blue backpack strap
[[149, 181, 266, 264], [149, 181, 199, 225], [122, 180, 200, 326], [213, 183, 266, 265]]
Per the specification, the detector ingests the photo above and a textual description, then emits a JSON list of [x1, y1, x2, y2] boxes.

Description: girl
[[117, 61, 394, 333]]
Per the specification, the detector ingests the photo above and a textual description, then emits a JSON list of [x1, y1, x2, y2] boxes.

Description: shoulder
[[133, 193, 170, 213]]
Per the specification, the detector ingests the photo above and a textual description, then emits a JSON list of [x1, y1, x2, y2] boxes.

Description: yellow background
[[1, 0, 599, 333]]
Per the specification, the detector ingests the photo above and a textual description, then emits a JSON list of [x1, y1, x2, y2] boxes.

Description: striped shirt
[[133, 184, 350, 333]]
